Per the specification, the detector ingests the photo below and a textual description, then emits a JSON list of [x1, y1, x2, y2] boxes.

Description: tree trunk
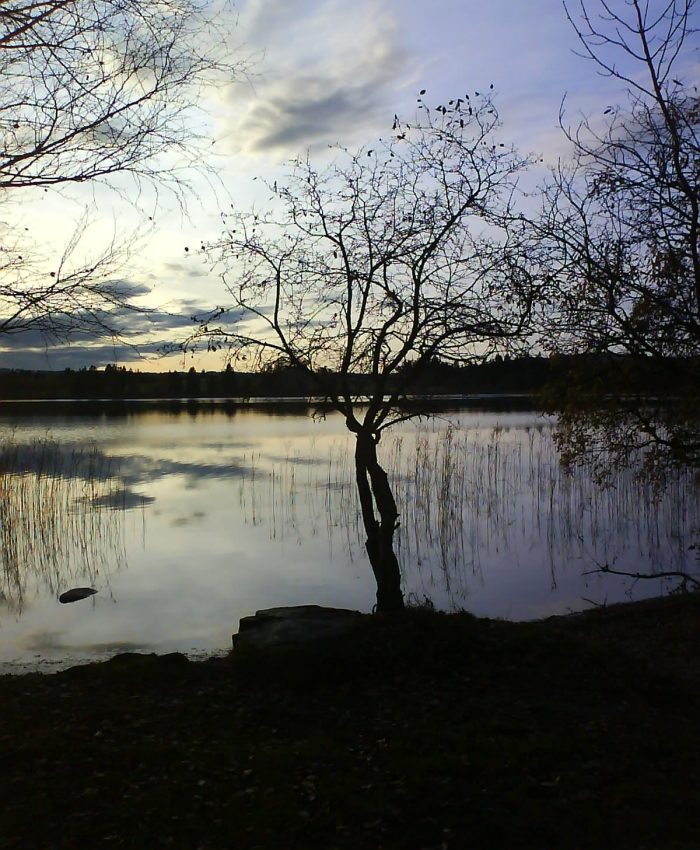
[[354, 430, 405, 613]]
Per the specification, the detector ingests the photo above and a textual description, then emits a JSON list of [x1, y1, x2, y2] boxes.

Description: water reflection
[[0, 438, 136, 613], [0, 405, 698, 669], [237, 421, 700, 609]]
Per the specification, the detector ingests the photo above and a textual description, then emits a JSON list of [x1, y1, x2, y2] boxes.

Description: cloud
[[105, 278, 152, 299], [0, 340, 164, 370], [0, 339, 164, 370], [220, 0, 411, 156], [0, 291, 264, 368], [238, 78, 398, 153], [162, 262, 208, 279]]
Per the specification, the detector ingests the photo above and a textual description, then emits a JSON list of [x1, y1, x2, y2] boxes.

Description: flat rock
[[233, 605, 366, 649]]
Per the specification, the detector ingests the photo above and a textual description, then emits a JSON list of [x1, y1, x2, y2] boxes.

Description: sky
[[3, 0, 697, 371]]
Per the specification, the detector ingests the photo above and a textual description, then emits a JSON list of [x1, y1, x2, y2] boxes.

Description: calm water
[[1, 402, 698, 671]]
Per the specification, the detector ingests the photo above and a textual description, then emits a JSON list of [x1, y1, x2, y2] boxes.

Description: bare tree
[[189, 94, 536, 612], [533, 0, 700, 478], [0, 0, 242, 342]]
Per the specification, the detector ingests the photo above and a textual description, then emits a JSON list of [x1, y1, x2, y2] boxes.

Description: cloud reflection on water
[[0, 405, 698, 671]]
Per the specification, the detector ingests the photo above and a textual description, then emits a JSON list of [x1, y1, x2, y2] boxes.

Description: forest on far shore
[[0, 354, 694, 402]]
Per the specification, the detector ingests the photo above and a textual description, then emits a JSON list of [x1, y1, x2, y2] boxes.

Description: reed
[[0, 436, 128, 613], [237, 421, 700, 603]]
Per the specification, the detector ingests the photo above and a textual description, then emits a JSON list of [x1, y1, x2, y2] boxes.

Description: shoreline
[[2, 591, 698, 849], [2, 590, 696, 679]]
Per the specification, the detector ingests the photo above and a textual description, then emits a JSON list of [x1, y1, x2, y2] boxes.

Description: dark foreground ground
[[1, 594, 699, 850]]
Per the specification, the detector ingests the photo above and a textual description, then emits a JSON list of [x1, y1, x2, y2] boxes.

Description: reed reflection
[[0, 437, 137, 614], [237, 422, 700, 606], [1, 407, 698, 648]]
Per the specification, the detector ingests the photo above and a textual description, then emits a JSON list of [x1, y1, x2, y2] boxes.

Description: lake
[[1, 400, 698, 672]]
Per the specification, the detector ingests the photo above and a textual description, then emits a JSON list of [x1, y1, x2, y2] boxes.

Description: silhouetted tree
[[0, 1, 241, 343], [533, 0, 700, 478], [189, 94, 537, 611]]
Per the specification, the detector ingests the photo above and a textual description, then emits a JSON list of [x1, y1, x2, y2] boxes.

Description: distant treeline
[[0, 355, 693, 402]]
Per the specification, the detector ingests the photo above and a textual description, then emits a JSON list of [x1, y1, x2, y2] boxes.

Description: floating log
[[59, 587, 98, 604]]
